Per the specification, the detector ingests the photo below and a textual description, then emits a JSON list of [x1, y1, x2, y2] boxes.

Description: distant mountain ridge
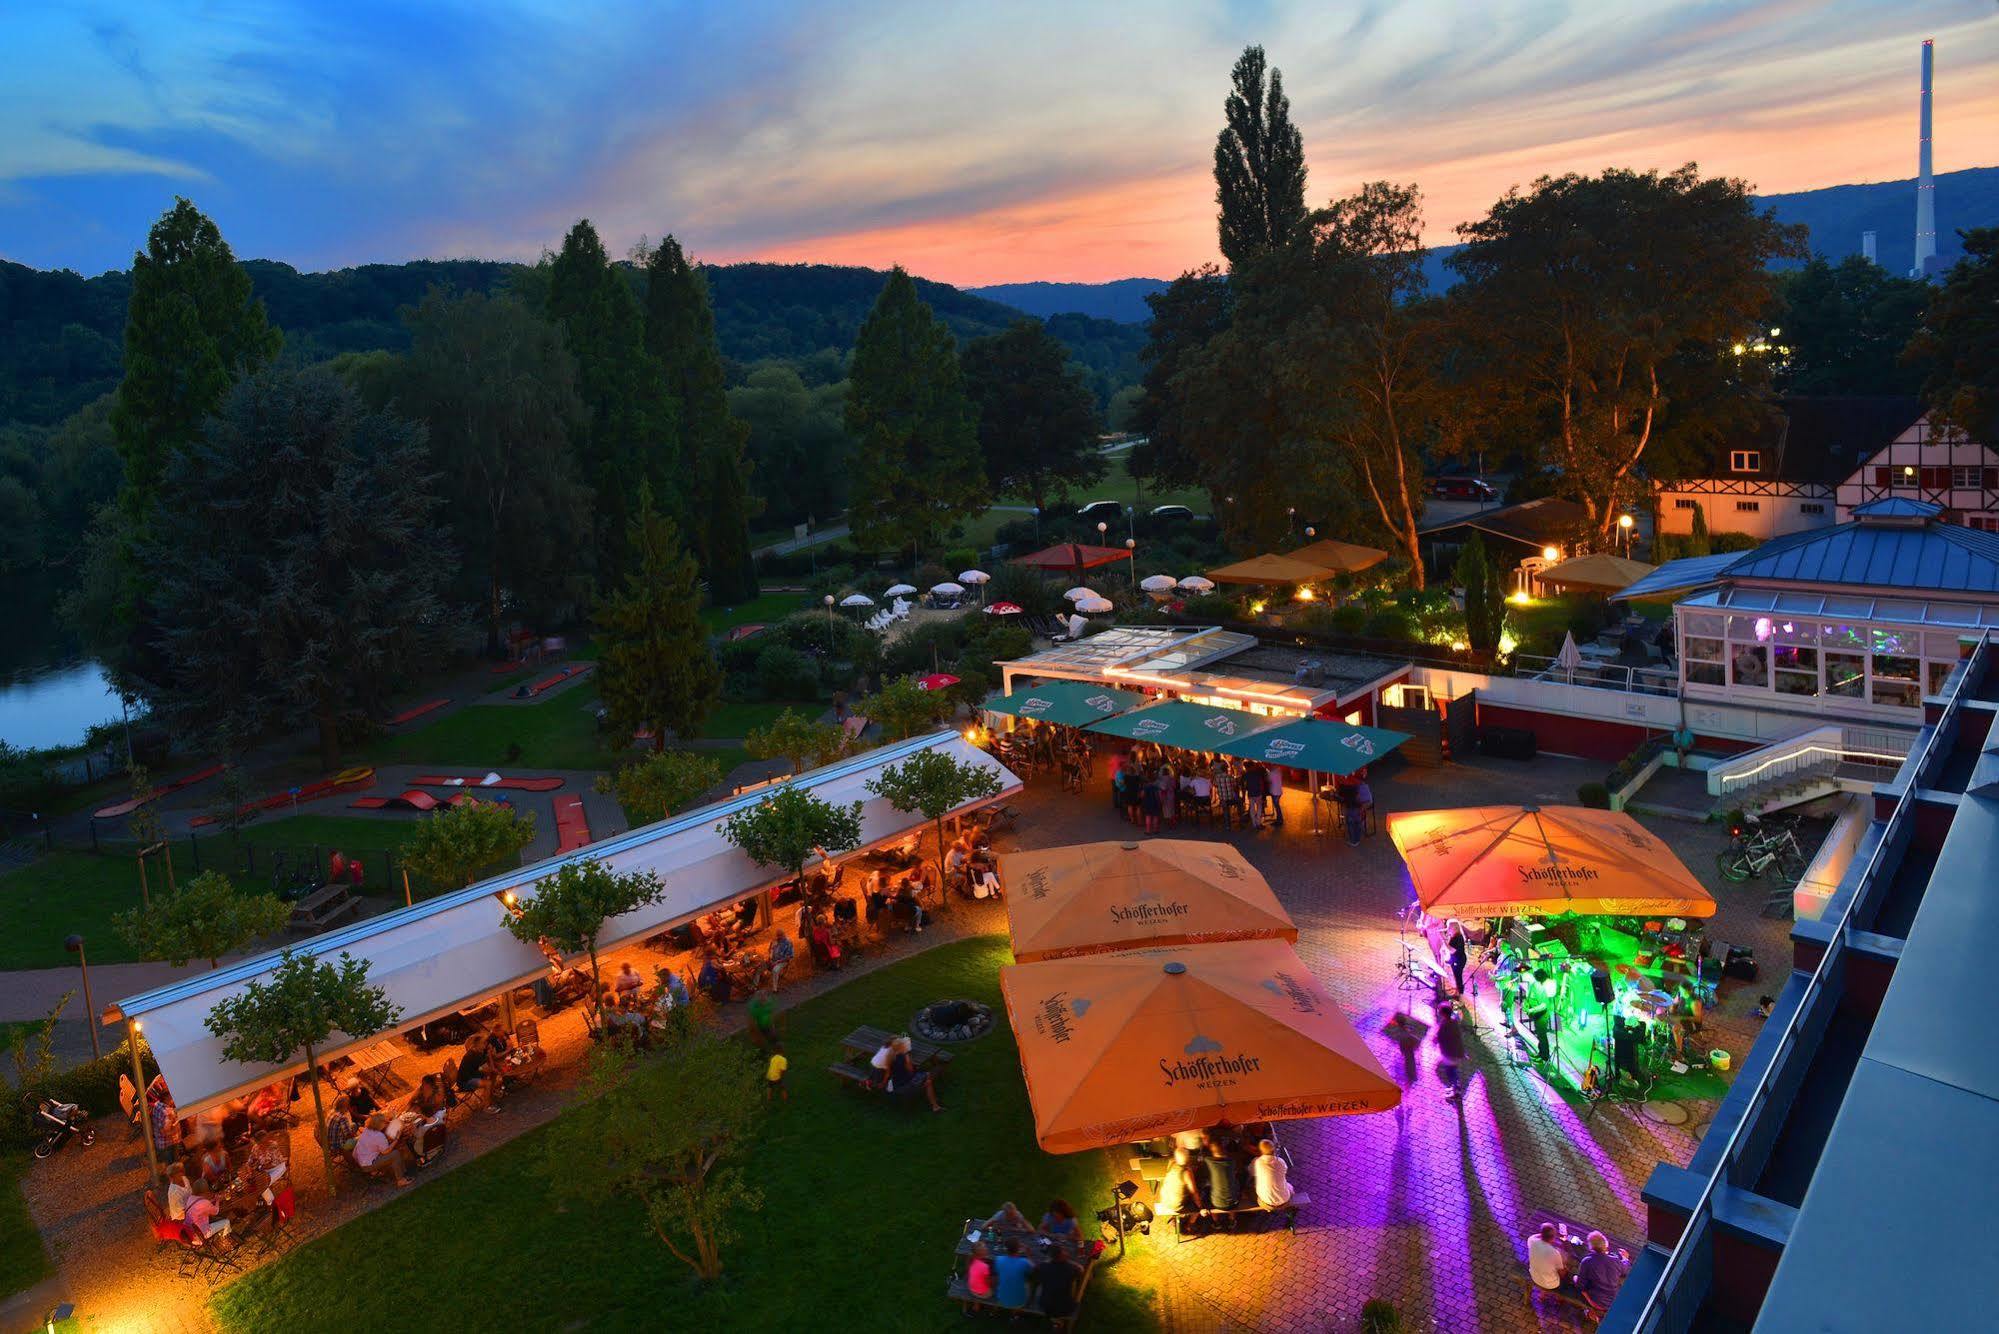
[[973, 166, 1999, 322]]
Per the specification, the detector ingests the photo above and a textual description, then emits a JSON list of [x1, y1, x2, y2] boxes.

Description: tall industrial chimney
[[1913, 39, 1936, 278], [1863, 231, 1878, 265]]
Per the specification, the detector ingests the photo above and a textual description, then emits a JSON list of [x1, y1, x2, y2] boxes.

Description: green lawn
[[0, 851, 154, 970], [234, 815, 428, 855], [703, 591, 802, 632], [0, 1156, 51, 1301], [364, 690, 615, 772], [212, 937, 1159, 1333], [698, 699, 820, 740]]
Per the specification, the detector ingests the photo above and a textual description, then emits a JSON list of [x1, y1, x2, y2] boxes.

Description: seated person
[[324, 1095, 359, 1157], [653, 967, 689, 1013], [963, 1241, 995, 1312], [165, 1164, 196, 1221], [1252, 1139, 1294, 1209], [196, 1141, 232, 1190], [893, 883, 928, 933], [182, 1181, 232, 1240], [991, 1239, 1035, 1311], [246, 1131, 288, 1201], [342, 1080, 379, 1120], [884, 1036, 943, 1112], [1527, 1223, 1568, 1292], [350, 1113, 413, 1187], [1040, 1198, 1079, 1240], [411, 1074, 448, 1123], [945, 838, 972, 882], [1032, 1242, 1086, 1328], [1200, 1141, 1239, 1213], [246, 1080, 287, 1124], [1573, 1231, 1627, 1312], [1155, 1149, 1199, 1221], [456, 1034, 503, 1111], [613, 961, 645, 998], [807, 919, 843, 970], [984, 1201, 1033, 1233], [766, 929, 796, 988], [695, 952, 733, 1003]]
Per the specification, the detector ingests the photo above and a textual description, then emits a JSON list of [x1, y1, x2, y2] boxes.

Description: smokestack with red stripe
[[1913, 39, 1936, 278]]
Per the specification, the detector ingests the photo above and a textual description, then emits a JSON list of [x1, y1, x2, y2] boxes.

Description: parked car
[[1148, 504, 1198, 523], [1076, 500, 1126, 522], [1430, 476, 1497, 502]]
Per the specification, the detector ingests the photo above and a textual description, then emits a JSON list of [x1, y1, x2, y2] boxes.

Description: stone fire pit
[[912, 998, 995, 1044]]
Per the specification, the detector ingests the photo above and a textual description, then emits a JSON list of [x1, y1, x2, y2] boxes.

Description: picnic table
[[947, 1219, 1100, 1323], [840, 1026, 955, 1067], [1527, 1207, 1636, 1268], [288, 882, 359, 933]]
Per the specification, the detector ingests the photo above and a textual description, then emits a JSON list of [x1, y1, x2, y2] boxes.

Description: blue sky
[[5, 1, 1996, 284]]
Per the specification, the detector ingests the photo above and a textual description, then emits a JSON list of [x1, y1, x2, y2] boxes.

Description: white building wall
[[1655, 490, 1830, 540]]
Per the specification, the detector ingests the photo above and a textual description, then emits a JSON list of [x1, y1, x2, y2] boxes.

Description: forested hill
[[0, 256, 1144, 428]]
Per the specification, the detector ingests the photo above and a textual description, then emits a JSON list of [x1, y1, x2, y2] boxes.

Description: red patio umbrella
[[916, 673, 961, 691], [984, 602, 1023, 615]]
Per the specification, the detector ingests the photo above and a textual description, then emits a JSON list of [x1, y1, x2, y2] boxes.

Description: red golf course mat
[[349, 790, 481, 813], [190, 767, 376, 827], [410, 774, 565, 791], [526, 663, 592, 696], [553, 794, 591, 852], [93, 763, 224, 820], [384, 698, 449, 726]]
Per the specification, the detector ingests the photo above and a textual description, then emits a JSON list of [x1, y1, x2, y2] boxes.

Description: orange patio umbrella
[[1001, 839, 1298, 963], [1385, 804, 1716, 919], [1000, 940, 1400, 1153], [1288, 537, 1388, 574]]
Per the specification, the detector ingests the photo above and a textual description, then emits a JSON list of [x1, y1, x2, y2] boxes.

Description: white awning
[[113, 732, 1018, 1114]]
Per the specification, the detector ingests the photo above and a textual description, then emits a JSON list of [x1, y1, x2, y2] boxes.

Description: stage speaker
[[1724, 957, 1760, 981], [1591, 966, 1615, 1006]]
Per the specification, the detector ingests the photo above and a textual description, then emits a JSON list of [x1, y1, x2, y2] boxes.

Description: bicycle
[[1716, 818, 1805, 885]]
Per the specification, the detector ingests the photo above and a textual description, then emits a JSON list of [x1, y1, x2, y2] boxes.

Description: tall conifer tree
[[594, 485, 722, 749], [843, 268, 985, 554], [641, 237, 759, 603], [1214, 46, 1308, 270]]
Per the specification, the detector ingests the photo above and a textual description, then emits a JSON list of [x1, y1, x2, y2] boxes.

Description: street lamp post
[[1125, 537, 1136, 587], [64, 934, 99, 1059], [823, 593, 835, 650], [1618, 513, 1635, 559]]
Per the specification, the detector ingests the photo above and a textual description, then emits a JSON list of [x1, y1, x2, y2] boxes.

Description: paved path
[[753, 523, 850, 557]]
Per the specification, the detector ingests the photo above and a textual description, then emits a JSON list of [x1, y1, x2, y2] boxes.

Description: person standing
[[1212, 763, 1239, 827], [1437, 999, 1468, 1102], [1447, 925, 1469, 997], [1266, 765, 1284, 826], [1245, 763, 1269, 829], [765, 1041, 789, 1103], [1140, 777, 1162, 834], [1158, 765, 1178, 826]]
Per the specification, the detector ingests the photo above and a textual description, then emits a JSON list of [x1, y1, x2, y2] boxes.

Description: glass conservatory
[[1675, 587, 1993, 715]]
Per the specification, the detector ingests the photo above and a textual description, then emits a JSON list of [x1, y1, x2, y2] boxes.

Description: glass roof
[[1679, 587, 1999, 629]]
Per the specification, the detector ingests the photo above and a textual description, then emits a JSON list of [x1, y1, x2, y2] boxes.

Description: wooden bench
[[828, 1061, 879, 1090], [1165, 1191, 1308, 1242], [288, 883, 360, 933], [843, 1025, 955, 1066], [944, 1247, 1097, 1327]]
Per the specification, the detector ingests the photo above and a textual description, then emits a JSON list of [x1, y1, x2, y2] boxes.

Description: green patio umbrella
[[1085, 699, 1281, 750], [982, 680, 1148, 729], [1212, 716, 1409, 776]]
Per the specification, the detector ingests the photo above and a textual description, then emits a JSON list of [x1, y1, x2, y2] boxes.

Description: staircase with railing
[[1705, 724, 1913, 816]]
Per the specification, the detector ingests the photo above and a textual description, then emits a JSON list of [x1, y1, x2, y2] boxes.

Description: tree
[[136, 364, 455, 768], [1450, 166, 1806, 542], [542, 1024, 763, 1280], [1909, 227, 1999, 441], [859, 675, 954, 741], [111, 198, 281, 533], [745, 708, 848, 776], [503, 858, 665, 1014], [545, 219, 676, 580], [866, 748, 1003, 903], [381, 289, 593, 654], [728, 364, 852, 528], [113, 870, 288, 969], [1454, 532, 1506, 655], [596, 750, 722, 827], [844, 269, 986, 553], [1263, 183, 1464, 586], [1129, 267, 1232, 499], [1773, 255, 1929, 396], [961, 319, 1104, 513], [641, 237, 759, 604], [595, 486, 722, 749], [1686, 502, 1713, 558], [204, 949, 400, 1191], [402, 801, 536, 895], [1213, 46, 1307, 270], [715, 783, 864, 886]]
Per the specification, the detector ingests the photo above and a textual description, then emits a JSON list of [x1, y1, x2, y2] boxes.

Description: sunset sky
[[6, 1, 1997, 286]]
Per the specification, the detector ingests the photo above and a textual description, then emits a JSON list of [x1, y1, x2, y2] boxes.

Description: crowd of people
[[1151, 1127, 1295, 1232], [1108, 750, 1287, 834]]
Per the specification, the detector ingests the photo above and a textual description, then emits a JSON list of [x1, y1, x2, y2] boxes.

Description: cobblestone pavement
[[1004, 753, 1795, 1334]]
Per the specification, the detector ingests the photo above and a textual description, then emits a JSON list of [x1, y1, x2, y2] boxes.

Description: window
[[1672, 498, 1698, 511], [1729, 643, 1769, 688], [1799, 503, 1825, 515], [1729, 450, 1761, 473], [1774, 645, 1818, 697], [1967, 515, 1999, 533], [1683, 635, 1725, 688], [1871, 655, 1920, 708], [1952, 466, 1983, 488], [1825, 652, 1866, 698], [1896, 464, 1919, 489], [1927, 660, 1958, 697], [1735, 501, 1761, 514]]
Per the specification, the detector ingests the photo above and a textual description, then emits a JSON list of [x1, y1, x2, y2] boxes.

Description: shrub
[[1180, 591, 1241, 622], [992, 517, 1039, 549], [755, 644, 820, 699], [885, 620, 968, 677], [941, 548, 978, 575], [1362, 609, 1417, 641], [914, 562, 952, 593], [1, 1035, 158, 1148], [1331, 605, 1368, 635], [1577, 781, 1611, 809], [985, 564, 1056, 616], [1360, 1300, 1407, 1334]]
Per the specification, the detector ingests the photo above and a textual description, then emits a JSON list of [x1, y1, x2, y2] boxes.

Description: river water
[[0, 660, 123, 752]]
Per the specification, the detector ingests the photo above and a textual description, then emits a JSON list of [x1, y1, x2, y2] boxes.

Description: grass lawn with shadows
[[364, 691, 617, 772], [698, 699, 821, 739], [0, 851, 154, 969], [212, 936, 1160, 1333], [703, 591, 803, 633], [0, 1155, 51, 1300]]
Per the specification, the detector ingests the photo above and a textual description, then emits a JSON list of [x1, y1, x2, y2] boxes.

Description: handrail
[[1627, 629, 1988, 1331], [1512, 655, 1680, 698], [1707, 724, 1914, 798]]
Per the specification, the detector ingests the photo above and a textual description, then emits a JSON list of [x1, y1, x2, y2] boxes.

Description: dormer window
[[1730, 450, 1761, 473]]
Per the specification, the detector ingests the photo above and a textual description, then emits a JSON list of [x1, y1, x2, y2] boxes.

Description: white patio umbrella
[[1139, 574, 1180, 593], [1177, 575, 1216, 592], [1074, 595, 1115, 614], [957, 570, 990, 584], [1063, 587, 1097, 602], [1555, 631, 1583, 675], [931, 581, 966, 596], [840, 593, 875, 607], [884, 583, 917, 597]]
